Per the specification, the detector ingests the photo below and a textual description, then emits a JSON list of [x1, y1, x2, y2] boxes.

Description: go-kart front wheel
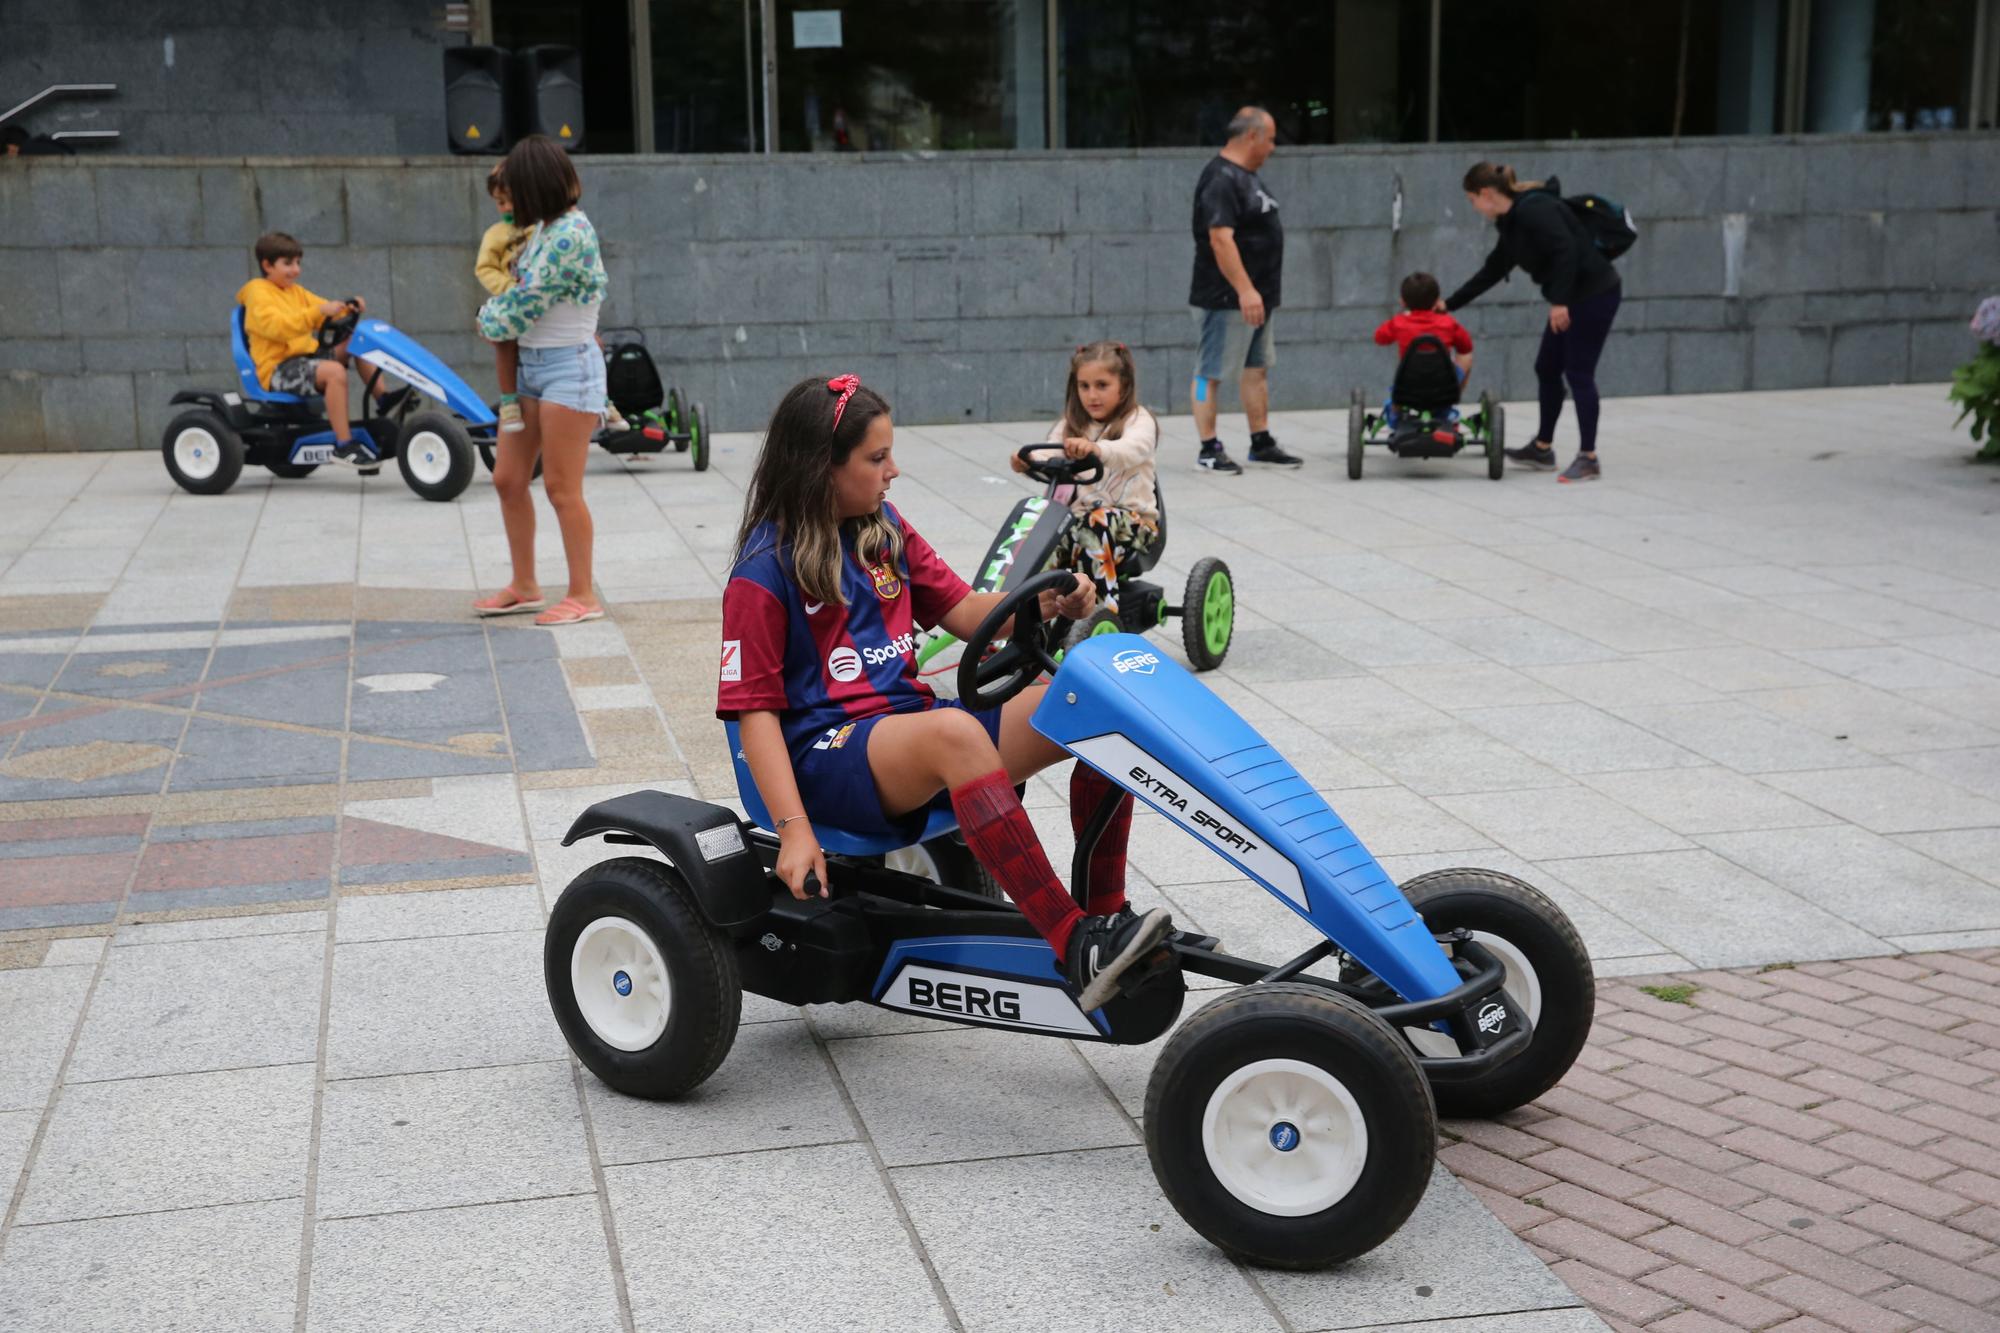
[[1396, 868, 1593, 1118], [1482, 395, 1506, 481], [397, 412, 475, 502], [545, 857, 742, 1099], [163, 409, 245, 496], [690, 401, 711, 472], [1145, 983, 1436, 1268], [1182, 558, 1233, 671]]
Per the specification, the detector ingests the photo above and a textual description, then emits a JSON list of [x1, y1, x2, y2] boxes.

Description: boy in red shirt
[[1374, 271, 1474, 386]]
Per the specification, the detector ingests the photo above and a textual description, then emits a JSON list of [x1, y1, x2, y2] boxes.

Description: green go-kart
[[476, 328, 710, 474], [1346, 334, 1504, 481], [916, 444, 1235, 687]]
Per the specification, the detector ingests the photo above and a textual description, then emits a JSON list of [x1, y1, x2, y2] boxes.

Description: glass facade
[[483, 0, 2000, 153]]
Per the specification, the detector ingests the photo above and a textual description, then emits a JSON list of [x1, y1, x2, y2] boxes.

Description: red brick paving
[[1451, 948, 2000, 1332]]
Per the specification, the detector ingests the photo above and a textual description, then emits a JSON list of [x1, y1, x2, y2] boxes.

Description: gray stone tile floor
[[1, 383, 1997, 1328]]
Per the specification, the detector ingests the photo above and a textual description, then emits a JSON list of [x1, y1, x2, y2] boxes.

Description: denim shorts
[[1192, 306, 1277, 382], [518, 342, 606, 415]]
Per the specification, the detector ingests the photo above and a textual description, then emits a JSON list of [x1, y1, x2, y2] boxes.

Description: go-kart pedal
[[1068, 905, 1177, 1011]]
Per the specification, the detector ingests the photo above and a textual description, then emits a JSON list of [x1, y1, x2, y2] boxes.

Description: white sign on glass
[[793, 10, 843, 48]]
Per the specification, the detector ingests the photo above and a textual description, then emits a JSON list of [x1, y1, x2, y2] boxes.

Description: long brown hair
[[502, 134, 582, 227], [1061, 340, 1141, 440], [1462, 162, 1544, 198], [733, 376, 902, 607]]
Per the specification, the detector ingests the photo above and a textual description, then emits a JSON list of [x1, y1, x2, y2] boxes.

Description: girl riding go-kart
[[719, 374, 1175, 1009]]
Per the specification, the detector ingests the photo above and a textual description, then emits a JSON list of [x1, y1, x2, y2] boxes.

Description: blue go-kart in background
[[542, 570, 1595, 1269], [161, 303, 493, 502]]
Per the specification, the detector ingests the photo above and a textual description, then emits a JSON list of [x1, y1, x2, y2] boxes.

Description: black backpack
[[1391, 334, 1462, 415], [601, 330, 664, 415], [1565, 193, 1638, 260]]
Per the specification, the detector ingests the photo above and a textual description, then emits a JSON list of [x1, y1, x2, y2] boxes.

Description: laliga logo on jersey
[[826, 646, 864, 682], [1111, 648, 1159, 675]]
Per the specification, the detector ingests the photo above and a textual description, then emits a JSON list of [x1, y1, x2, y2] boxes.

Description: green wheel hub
[[1201, 572, 1233, 657]]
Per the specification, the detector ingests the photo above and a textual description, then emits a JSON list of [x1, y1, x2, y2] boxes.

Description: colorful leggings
[[1051, 506, 1161, 613]]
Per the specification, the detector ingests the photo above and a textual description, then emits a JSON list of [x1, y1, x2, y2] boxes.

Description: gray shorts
[[269, 355, 332, 397], [1192, 305, 1277, 382]]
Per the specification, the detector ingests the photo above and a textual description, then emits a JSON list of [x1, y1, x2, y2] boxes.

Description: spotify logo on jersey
[[827, 646, 863, 682]]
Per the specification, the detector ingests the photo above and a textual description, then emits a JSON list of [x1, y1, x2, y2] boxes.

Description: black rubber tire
[[1397, 868, 1593, 1118], [885, 835, 1005, 901], [265, 459, 319, 479], [665, 386, 685, 443], [545, 857, 742, 1100], [1065, 607, 1123, 649], [1145, 983, 1436, 1269], [162, 409, 245, 496], [396, 411, 476, 502], [1486, 399, 1506, 480], [1346, 388, 1365, 481], [1181, 557, 1233, 671], [691, 402, 710, 472]]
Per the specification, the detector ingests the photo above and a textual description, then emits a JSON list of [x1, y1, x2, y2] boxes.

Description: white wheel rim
[[1202, 1057, 1369, 1216], [405, 431, 453, 486], [1404, 931, 1543, 1059], [570, 917, 671, 1052], [172, 427, 221, 480], [884, 843, 942, 881]]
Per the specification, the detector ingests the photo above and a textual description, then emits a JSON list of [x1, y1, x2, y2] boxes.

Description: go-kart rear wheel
[[1145, 983, 1436, 1268], [664, 387, 685, 442], [1395, 868, 1593, 1118], [1484, 398, 1506, 481], [884, 835, 1003, 901], [690, 402, 710, 472], [1065, 607, 1123, 650], [1346, 388, 1365, 481], [397, 412, 475, 502], [1181, 558, 1233, 671], [545, 856, 742, 1099], [163, 409, 245, 496]]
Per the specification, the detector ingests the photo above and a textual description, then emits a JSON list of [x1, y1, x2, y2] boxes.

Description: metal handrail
[[0, 83, 117, 129]]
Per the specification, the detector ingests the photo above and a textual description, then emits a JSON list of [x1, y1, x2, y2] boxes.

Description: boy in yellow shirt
[[235, 231, 387, 466]]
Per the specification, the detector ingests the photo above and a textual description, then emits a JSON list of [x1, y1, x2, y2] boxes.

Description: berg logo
[[827, 646, 863, 682], [1111, 648, 1160, 675]]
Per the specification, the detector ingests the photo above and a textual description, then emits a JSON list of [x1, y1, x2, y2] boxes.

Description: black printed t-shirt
[[1188, 155, 1284, 311]]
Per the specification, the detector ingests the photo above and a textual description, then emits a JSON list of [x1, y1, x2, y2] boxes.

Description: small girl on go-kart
[[719, 374, 1174, 1009], [1012, 340, 1160, 617]]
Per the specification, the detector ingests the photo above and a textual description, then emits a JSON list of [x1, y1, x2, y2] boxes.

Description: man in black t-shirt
[[1188, 106, 1300, 473]]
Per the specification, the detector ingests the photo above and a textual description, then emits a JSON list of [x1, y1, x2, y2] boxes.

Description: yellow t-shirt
[[236, 277, 329, 388]]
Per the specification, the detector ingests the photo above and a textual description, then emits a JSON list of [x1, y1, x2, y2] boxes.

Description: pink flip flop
[[535, 597, 605, 626], [473, 588, 546, 617]]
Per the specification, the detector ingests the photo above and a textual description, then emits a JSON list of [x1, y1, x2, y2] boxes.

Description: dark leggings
[[1535, 283, 1621, 454]]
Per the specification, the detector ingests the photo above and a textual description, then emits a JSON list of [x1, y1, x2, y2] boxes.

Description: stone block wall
[[2, 134, 1997, 450]]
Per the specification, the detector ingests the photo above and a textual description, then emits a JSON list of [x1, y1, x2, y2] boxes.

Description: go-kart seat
[[231, 306, 312, 406], [1389, 334, 1461, 418], [722, 719, 960, 856]]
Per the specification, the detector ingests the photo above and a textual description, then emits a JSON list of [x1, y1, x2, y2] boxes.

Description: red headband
[[827, 374, 861, 432]]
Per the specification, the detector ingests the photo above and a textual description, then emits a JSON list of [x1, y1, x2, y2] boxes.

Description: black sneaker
[[330, 440, 379, 468], [1248, 438, 1304, 468], [1559, 453, 1601, 483], [1506, 443, 1558, 470], [1066, 906, 1175, 1010], [1198, 445, 1243, 476]]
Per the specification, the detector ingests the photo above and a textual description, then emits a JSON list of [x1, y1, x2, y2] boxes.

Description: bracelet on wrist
[[775, 813, 810, 830]]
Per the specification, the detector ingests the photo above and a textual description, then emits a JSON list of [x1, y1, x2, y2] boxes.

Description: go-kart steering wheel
[[316, 299, 362, 351], [1015, 443, 1105, 488], [956, 569, 1080, 711]]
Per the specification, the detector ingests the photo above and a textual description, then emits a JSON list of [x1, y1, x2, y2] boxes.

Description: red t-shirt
[[1373, 310, 1474, 358]]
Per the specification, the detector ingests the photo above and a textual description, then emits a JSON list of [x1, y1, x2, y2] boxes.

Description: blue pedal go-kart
[[161, 303, 492, 502], [543, 571, 1593, 1268]]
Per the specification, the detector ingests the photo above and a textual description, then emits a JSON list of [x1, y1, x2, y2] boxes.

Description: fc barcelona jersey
[[717, 506, 971, 758]]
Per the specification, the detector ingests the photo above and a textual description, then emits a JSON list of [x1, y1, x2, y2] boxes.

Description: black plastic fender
[[561, 790, 769, 929]]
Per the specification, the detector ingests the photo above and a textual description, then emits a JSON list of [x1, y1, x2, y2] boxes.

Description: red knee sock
[[1069, 763, 1132, 916], [950, 770, 1085, 956]]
